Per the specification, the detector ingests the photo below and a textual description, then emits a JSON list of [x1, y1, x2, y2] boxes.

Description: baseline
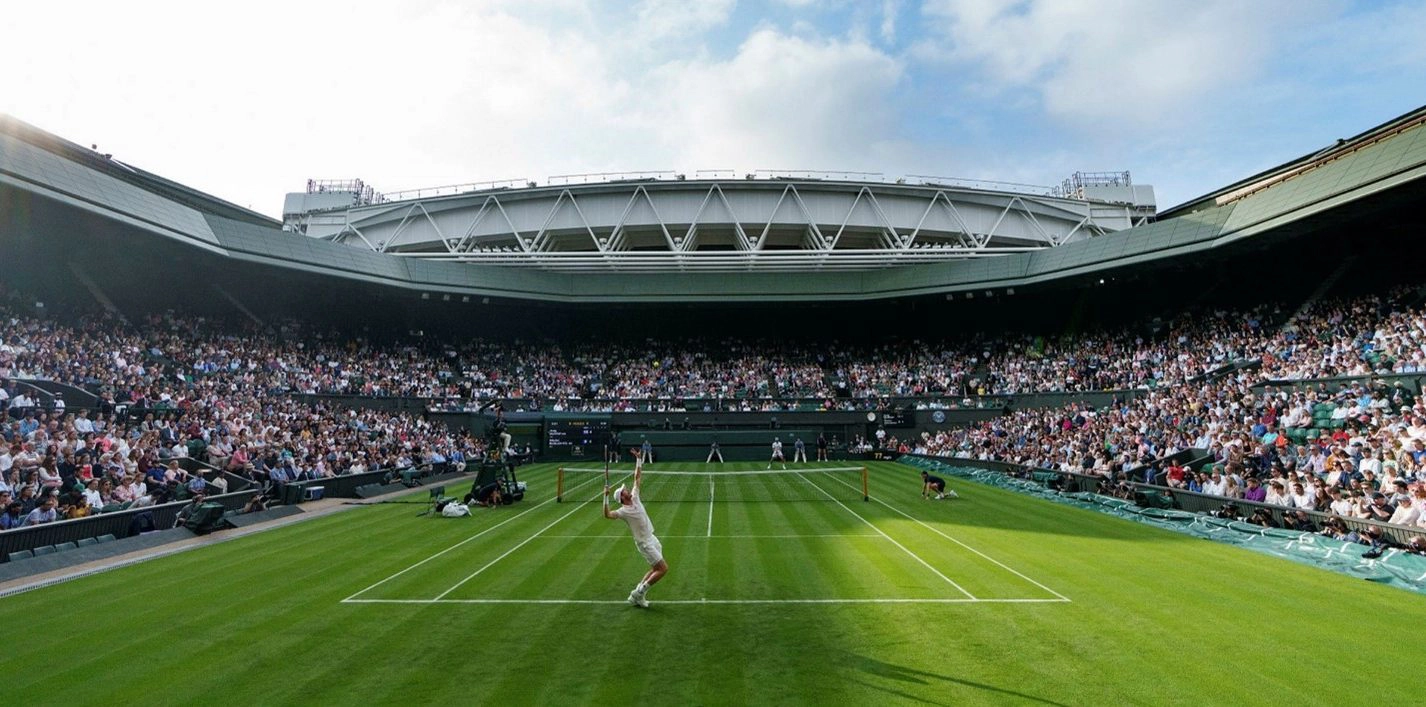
[[343, 598, 1067, 605]]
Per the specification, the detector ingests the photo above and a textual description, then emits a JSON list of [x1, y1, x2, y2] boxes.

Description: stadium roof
[[3, 105, 1424, 303], [1157, 103, 1426, 218]]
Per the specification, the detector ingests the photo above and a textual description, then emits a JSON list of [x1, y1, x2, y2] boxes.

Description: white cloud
[[916, 0, 1332, 128], [635, 0, 736, 38], [10, 0, 1396, 219], [640, 29, 906, 170], [0, 1, 911, 216], [880, 0, 900, 43]]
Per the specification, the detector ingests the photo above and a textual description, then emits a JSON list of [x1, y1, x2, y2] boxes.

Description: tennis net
[[556, 466, 868, 503]]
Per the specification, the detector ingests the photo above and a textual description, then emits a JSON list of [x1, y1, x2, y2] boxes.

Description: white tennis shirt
[[614, 487, 656, 542]]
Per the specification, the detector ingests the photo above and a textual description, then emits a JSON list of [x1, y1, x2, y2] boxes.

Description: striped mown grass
[[2, 461, 1421, 705]]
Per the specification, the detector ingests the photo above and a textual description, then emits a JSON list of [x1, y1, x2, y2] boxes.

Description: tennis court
[[344, 462, 1067, 606], [6, 460, 1422, 705]]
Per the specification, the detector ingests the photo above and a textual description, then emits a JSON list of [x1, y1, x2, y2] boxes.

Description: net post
[[862, 466, 869, 501], [556, 467, 564, 503]]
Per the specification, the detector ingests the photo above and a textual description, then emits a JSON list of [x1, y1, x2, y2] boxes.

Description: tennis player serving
[[604, 448, 668, 608]]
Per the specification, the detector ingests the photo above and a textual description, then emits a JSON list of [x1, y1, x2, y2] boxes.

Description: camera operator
[[1319, 516, 1349, 540], [1246, 508, 1277, 528], [1280, 510, 1317, 533], [1212, 502, 1241, 521]]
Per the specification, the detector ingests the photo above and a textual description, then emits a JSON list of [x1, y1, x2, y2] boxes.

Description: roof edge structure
[[1156, 103, 1426, 218], [3, 104, 1425, 302], [0, 113, 280, 229]]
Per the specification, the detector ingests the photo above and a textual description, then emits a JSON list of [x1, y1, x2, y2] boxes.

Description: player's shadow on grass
[[844, 653, 1070, 707]]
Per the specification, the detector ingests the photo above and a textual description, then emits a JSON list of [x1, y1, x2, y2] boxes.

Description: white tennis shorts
[[635, 536, 664, 566]]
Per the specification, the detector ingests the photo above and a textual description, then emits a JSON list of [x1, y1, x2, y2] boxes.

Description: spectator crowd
[[6, 278, 1426, 545]]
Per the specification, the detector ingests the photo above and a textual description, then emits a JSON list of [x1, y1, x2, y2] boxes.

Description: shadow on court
[[870, 465, 1197, 544], [844, 653, 1071, 707]]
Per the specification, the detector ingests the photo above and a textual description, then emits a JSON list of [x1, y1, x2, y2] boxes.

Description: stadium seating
[[4, 280, 1426, 550]]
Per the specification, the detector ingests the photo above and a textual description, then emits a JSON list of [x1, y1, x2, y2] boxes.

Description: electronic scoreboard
[[545, 419, 611, 457]]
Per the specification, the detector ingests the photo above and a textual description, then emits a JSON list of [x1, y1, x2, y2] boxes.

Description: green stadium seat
[[32, 545, 57, 557], [55, 541, 78, 552], [76, 537, 99, 547], [7, 550, 34, 562], [95, 534, 117, 543]]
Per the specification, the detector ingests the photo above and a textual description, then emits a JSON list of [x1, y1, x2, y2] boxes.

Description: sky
[[2, 0, 1424, 219]]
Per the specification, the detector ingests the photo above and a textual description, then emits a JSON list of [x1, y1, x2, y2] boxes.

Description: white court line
[[821, 473, 1072, 602], [432, 480, 614, 600], [537, 534, 885, 539], [797, 472, 976, 600], [344, 597, 1068, 605], [706, 475, 714, 538], [342, 472, 615, 602]]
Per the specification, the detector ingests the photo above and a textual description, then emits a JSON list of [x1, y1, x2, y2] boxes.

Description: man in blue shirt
[[0, 501, 24, 530], [268, 462, 292, 496], [18, 413, 39, 439]]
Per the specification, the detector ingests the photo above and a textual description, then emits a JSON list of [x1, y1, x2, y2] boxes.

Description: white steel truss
[[310, 180, 1139, 273]]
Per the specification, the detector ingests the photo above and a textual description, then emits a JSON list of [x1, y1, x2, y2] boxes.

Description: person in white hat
[[604, 449, 667, 608]]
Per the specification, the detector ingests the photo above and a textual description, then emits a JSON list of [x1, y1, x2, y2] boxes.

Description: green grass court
[[4, 461, 1423, 705]]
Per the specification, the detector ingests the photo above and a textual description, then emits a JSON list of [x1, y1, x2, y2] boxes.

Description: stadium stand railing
[[1253, 373, 1425, 396], [13, 378, 101, 408], [0, 488, 260, 562]]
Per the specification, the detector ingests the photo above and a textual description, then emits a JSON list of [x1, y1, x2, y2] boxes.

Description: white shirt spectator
[[1359, 456, 1382, 476], [1388, 499, 1419, 527], [1329, 497, 1354, 516]]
